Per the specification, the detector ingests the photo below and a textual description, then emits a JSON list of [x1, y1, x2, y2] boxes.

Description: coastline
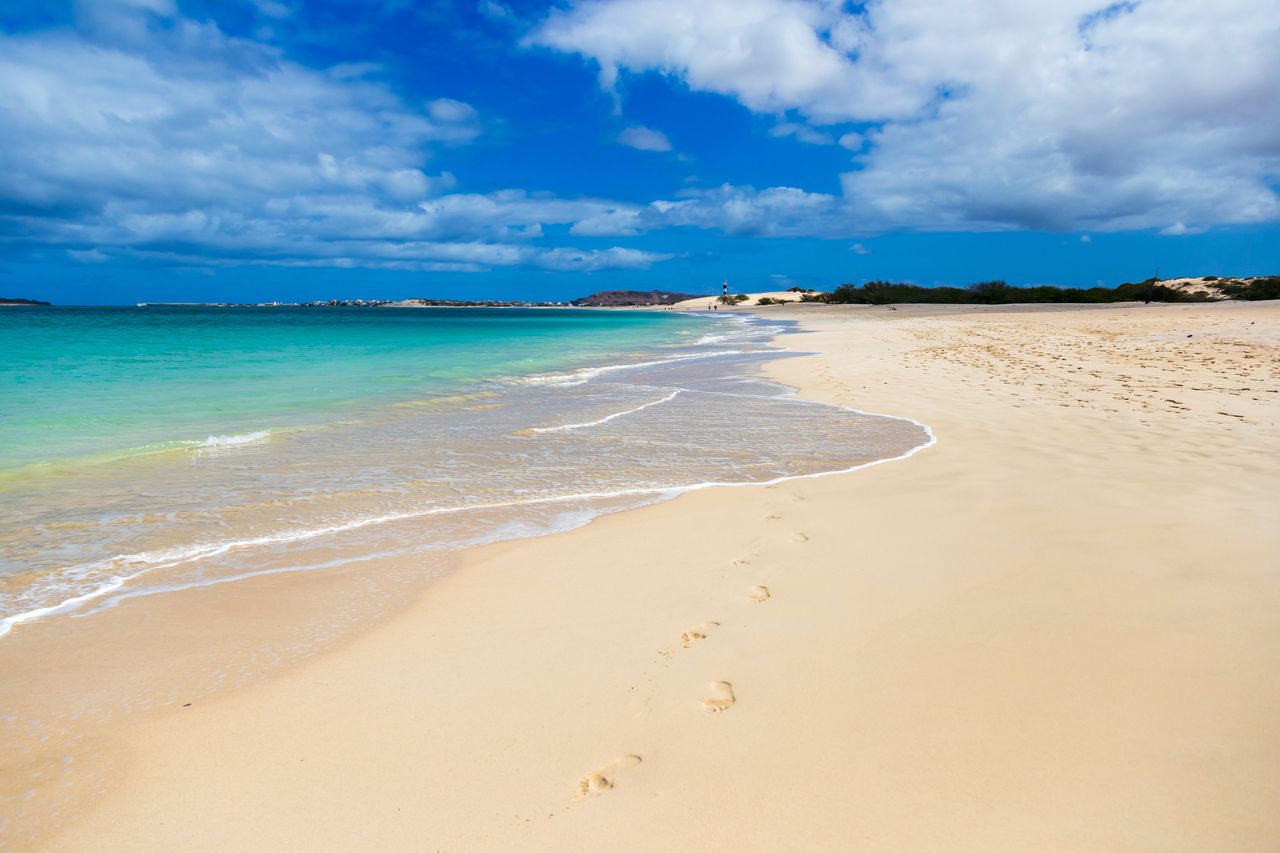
[[12, 301, 1280, 850]]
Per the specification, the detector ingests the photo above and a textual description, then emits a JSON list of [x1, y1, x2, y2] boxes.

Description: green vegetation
[[1217, 277, 1280, 300], [717, 293, 750, 304], [756, 297, 786, 305], [813, 278, 1209, 306]]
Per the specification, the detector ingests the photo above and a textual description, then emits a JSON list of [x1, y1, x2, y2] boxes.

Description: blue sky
[[1, 0, 1278, 304]]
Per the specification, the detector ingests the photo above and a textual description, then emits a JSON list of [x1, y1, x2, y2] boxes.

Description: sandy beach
[[10, 301, 1280, 851]]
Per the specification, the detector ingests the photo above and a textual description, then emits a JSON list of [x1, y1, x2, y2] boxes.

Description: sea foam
[[199, 430, 271, 448]]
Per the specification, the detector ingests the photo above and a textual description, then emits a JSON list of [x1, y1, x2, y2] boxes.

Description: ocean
[[0, 306, 932, 638]]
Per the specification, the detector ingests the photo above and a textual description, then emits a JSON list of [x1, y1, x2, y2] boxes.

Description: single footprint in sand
[[700, 681, 736, 713], [748, 585, 771, 602], [681, 621, 719, 648], [575, 754, 642, 799]]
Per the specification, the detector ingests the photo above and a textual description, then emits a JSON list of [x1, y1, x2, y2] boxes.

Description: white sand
[[26, 301, 1280, 851]]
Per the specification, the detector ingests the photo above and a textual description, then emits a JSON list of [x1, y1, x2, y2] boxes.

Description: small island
[[0, 297, 51, 306]]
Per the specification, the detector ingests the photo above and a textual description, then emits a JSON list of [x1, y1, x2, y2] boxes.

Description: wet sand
[[16, 301, 1280, 851]]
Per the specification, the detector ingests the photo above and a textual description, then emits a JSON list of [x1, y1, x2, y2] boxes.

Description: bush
[[1219, 277, 1280, 300], [756, 297, 786, 305], [969, 280, 1013, 303], [813, 277, 1214, 306]]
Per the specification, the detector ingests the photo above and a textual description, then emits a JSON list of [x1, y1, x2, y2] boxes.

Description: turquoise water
[[0, 306, 932, 640], [0, 306, 707, 472]]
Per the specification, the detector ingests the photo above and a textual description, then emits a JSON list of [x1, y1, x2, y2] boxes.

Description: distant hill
[[0, 297, 51, 306], [572, 289, 702, 307]]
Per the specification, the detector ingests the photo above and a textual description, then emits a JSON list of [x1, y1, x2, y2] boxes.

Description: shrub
[[1219, 277, 1280, 300], [968, 280, 1012, 303]]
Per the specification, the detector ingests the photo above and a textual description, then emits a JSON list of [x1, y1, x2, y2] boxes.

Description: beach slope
[[44, 302, 1280, 851]]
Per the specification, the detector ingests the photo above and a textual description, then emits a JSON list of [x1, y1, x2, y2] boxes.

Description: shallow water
[[0, 307, 931, 638]]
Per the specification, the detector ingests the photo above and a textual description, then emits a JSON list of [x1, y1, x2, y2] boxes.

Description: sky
[[1, 0, 1278, 305]]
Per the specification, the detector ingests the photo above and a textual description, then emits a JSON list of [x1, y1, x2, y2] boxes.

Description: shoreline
[[0, 311, 924, 646], [0, 309, 921, 843], [7, 301, 1280, 850]]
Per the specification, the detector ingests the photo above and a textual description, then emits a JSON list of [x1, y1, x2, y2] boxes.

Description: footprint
[[748, 585, 770, 602], [575, 754, 642, 799], [731, 558, 752, 567], [792, 532, 810, 543], [681, 621, 719, 648], [700, 681, 736, 713]]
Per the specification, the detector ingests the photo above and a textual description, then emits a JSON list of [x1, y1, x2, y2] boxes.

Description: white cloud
[[0, 6, 666, 274], [769, 123, 834, 145], [105, 241, 670, 273], [850, 242, 870, 254], [252, 0, 292, 19], [427, 98, 479, 125], [657, 184, 842, 236], [532, 0, 1280, 233], [1159, 222, 1208, 236], [0, 17, 480, 218], [478, 1, 515, 22], [837, 132, 863, 151], [1080, 234, 1092, 243], [570, 207, 647, 236], [528, 0, 916, 122], [618, 125, 673, 152]]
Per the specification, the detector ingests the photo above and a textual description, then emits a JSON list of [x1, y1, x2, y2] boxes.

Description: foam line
[[529, 390, 682, 433], [518, 350, 754, 386]]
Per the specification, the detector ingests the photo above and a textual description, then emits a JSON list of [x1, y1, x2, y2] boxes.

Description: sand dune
[[672, 290, 808, 309]]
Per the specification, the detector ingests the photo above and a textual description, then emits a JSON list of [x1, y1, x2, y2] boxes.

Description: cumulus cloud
[[618, 125, 673, 151], [654, 184, 842, 236], [850, 242, 870, 254], [0, 3, 665, 273], [528, 0, 913, 121], [531, 0, 1280, 233]]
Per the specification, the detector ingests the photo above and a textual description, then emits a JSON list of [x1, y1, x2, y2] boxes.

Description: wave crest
[[199, 430, 271, 449]]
